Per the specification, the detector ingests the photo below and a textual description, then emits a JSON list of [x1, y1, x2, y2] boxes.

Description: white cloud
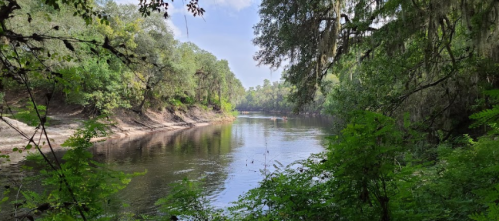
[[113, 0, 134, 4], [165, 19, 182, 38], [204, 0, 254, 11], [168, 3, 188, 15]]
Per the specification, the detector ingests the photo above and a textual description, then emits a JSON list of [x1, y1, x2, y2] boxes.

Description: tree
[[253, 0, 344, 111], [255, 0, 499, 138], [0, 0, 245, 219]]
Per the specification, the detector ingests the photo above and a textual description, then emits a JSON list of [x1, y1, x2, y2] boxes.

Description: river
[[2, 112, 332, 217]]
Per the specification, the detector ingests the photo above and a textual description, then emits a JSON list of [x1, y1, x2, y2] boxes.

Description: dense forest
[[0, 0, 244, 219], [2, 0, 499, 220], [0, 0, 245, 117], [179, 0, 499, 220]]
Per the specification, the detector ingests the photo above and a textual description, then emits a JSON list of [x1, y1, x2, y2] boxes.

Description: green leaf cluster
[[470, 90, 499, 128], [224, 111, 499, 221], [17, 119, 144, 220], [155, 179, 226, 221], [13, 102, 49, 126]]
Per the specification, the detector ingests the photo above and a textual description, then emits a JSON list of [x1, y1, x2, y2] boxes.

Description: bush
[[155, 179, 226, 221]]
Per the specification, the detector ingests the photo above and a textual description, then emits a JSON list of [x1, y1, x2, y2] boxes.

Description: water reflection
[[92, 113, 332, 214], [91, 123, 238, 215], [212, 113, 331, 208], [1, 112, 333, 216]]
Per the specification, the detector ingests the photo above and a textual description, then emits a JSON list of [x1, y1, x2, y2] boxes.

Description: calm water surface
[[2, 112, 332, 216], [92, 112, 333, 215]]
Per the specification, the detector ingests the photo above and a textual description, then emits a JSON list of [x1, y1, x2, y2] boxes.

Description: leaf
[[90, 48, 99, 55], [276, 160, 283, 167], [58, 215, 75, 221], [273, 163, 280, 170], [43, 13, 52, 22]]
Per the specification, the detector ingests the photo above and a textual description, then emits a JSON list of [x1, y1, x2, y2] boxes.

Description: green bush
[[13, 102, 49, 126], [18, 118, 145, 220], [221, 100, 233, 113], [155, 179, 226, 221]]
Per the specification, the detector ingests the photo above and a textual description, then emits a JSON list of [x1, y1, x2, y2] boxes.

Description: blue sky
[[116, 0, 285, 89]]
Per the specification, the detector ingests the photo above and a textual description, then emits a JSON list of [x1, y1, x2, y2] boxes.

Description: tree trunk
[[218, 85, 222, 104]]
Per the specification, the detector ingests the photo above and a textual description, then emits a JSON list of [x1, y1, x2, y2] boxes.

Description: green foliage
[[222, 111, 499, 221], [230, 110, 239, 117], [226, 112, 404, 220], [62, 117, 109, 147], [0, 188, 10, 214], [181, 96, 195, 105], [2, 0, 243, 117], [254, 0, 499, 135], [470, 89, 499, 128], [323, 111, 404, 220], [0, 0, 241, 219], [56, 58, 132, 115], [220, 99, 233, 113], [393, 130, 499, 221], [155, 179, 226, 221], [13, 102, 49, 126], [18, 119, 145, 220], [169, 98, 183, 107], [470, 184, 499, 221], [3, 0, 499, 219], [229, 155, 335, 220]]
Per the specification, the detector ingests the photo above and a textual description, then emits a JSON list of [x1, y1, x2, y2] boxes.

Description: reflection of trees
[[90, 123, 240, 215], [63, 114, 329, 215]]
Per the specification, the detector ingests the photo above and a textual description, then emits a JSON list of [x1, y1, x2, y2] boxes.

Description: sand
[[0, 106, 235, 165]]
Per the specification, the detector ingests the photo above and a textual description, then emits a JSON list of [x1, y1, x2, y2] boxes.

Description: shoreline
[[0, 106, 235, 165]]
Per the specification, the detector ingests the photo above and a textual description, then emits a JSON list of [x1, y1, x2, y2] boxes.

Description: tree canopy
[[158, 1, 499, 220], [254, 0, 499, 115], [3, 0, 499, 220], [0, 0, 245, 219]]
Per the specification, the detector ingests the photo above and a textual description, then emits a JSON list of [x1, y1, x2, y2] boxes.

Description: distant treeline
[[236, 78, 336, 114]]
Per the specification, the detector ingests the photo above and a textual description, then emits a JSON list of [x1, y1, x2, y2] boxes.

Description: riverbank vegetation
[[2, 0, 499, 220], [171, 0, 499, 220], [236, 78, 335, 114], [1, 0, 244, 118], [0, 0, 243, 219]]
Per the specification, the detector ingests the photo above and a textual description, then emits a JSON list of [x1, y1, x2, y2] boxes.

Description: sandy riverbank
[[0, 106, 235, 164]]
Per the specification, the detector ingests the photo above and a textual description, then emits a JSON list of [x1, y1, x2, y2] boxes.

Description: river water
[[2, 112, 332, 216], [92, 112, 332, 215]]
